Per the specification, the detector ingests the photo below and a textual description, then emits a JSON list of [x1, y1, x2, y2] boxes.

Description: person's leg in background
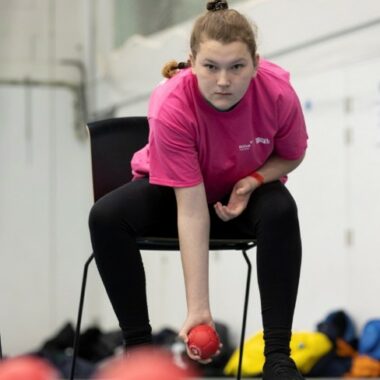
[[88, 178, 178, 348]]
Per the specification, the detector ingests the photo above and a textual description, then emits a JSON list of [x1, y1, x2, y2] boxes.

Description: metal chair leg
[[237, 248, 252, 380], [69, 253, 95, 380]]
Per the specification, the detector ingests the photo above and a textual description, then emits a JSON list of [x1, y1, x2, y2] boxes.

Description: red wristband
[[250, 172, 265, 185]]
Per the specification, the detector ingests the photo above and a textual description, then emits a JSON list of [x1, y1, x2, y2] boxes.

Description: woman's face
[[190, 39, 257, 111]]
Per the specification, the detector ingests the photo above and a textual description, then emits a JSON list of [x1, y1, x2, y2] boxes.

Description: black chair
[[69, 116, 256, 380]]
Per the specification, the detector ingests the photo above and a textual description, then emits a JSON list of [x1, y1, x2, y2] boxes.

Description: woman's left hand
[[214, 176, 258, 221]]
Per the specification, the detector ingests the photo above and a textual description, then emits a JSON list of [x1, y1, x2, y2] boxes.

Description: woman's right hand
[[174, 184, 222, 361], [178, 312, 222, 363]]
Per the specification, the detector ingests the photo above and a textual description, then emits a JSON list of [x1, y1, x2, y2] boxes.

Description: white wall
[[0, 0, 114, 355], [1, 0, 380, 356], [287, 58, 380, 330]]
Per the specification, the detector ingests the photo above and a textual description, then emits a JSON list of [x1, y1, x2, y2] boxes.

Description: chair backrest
[[87, 116, 149, 201]]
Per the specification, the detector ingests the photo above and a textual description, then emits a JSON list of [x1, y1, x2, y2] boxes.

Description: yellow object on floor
[[224, 330, 332, 377]]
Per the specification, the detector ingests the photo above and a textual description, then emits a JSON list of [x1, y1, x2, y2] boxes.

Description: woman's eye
[[232, 64, 244, 70], [205, 64, 217, 71]]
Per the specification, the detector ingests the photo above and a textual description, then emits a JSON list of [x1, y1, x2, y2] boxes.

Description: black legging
[[89, 178, 302, 356]]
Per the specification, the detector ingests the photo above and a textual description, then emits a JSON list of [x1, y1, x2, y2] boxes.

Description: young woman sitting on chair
[[89, 1, 308, 379]]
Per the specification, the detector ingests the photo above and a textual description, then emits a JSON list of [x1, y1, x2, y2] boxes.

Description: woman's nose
[[217, 70, 231, 87]]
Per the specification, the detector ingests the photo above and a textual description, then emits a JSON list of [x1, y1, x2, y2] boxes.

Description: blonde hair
[[161, 0, 257, 79]]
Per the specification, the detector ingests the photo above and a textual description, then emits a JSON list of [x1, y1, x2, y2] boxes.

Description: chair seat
[[137, 237, 256, 251]]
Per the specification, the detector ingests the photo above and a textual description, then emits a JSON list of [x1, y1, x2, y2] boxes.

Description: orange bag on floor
[[345, 355, 380, 377]]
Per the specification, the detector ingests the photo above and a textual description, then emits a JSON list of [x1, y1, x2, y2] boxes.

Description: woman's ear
[[254, 54, 260, 70], [189, 53, 196, 74], [252, 53, 260, 77]]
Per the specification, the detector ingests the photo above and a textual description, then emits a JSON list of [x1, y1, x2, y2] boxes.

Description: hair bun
[[207, 0, 228, 12], [161, 60, 191, 79]]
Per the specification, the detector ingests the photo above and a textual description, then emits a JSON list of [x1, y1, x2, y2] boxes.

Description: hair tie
[[177, 61, 189, 69], [207, 0, 228, 12]]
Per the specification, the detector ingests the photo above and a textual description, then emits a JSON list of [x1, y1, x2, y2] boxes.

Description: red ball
[[0, 356, 58, 380], [94, 347, 196, 380], [187, 324, 220, 359]]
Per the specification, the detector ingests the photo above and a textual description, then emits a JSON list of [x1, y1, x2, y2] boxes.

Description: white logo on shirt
[[239, 140, 254, 151], [255, 137, 271, 145], [239, 138, 270, 151]]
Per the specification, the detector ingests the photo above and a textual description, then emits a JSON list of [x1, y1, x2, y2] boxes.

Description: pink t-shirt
[[131, 59, 308, 204]]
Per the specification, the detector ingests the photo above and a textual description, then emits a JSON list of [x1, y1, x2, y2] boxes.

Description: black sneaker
[[263, 353, 305, 380]]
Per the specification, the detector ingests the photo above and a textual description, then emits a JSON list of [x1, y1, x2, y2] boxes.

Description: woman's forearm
[[175, 183, 211, 314], [252, 153, 305, 185]]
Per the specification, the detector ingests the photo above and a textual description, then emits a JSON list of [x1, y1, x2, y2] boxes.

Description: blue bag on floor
[[359, 319, 380, 360], [309, 310, 357, 377], [317, 309, 357, 346]]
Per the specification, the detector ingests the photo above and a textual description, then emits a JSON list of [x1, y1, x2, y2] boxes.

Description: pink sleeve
[[148, 117, 203, 188], [274, 86, 308, 159]]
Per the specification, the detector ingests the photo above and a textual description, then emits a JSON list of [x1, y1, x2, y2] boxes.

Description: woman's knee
[[259, 184, 299, 225], [88, 196, 123, 234]]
